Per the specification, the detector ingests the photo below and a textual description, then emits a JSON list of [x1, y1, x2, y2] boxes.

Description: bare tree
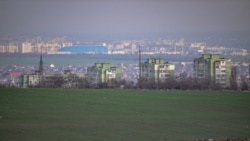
[[230, 66, 238, 90], [240, 75, 249, 91]]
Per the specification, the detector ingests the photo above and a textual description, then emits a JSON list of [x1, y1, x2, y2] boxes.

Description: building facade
[[21, 42, 32, 53], [21, 73, 85, 88], [0, 43, 18, 53], [21, 74, 41, 88], [141, 58, 175, 82], [87, 63, 121, 84], [193, 54, 231, 87]]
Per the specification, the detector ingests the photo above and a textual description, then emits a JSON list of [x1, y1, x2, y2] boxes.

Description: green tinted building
[[87, 63, 121, 84], [141, 58, 175, 82], [193, 54, 231, 87]]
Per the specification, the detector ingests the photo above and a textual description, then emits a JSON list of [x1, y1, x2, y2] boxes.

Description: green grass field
[[0, 88, 249, 141]]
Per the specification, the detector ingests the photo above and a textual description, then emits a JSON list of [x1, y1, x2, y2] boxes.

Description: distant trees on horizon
[[1, 74, 247, 91]]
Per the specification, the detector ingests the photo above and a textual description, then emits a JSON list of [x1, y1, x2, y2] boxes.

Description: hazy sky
[[0, 0, 250, 36]]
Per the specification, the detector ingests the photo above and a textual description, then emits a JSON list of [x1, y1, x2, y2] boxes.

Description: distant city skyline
[[0, 0, 250, 38]]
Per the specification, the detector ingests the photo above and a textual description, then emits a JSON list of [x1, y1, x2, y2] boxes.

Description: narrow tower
[[39, 54, 44, 75], [138, 45, 141, 88]]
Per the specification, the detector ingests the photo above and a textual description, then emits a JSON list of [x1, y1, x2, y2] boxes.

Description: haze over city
[[1, 0, 250, 39], [0, 0, 249, 88], [1, 1, 250, 141]]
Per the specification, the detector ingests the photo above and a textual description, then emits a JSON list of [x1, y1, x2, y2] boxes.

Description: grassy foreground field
[[0, 88, 249, 141]]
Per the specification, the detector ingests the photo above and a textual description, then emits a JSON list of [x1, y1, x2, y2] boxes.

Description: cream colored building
[[21, 42, 32, 53], [0, 45, 6, 53], [0, 43, 19, 53]]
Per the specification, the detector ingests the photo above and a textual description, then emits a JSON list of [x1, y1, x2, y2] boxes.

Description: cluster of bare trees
[[138, 77, 249, 91], [28, 74, 135, 89], [23, 74, 250, 90], [34, 74, 90, 88], [14, 73, 249, 91], [97, 79, 135, 89]]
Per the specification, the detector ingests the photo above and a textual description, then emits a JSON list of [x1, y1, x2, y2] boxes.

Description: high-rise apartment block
[[21, 42, 32, 53], [87, 63, 121, 84], [7, 43, 18, 53], [193, 54, 231, 87], [0, 43, 18, 53], [0, 45, 6, 53], [141, 58, 175, 82]]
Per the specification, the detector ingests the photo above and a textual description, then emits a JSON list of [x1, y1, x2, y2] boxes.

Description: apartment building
[[21, 73, 85, 88], [193, 54, 231, 87], [87, 63, 121, 84], [141, 58, 175, 82], [21, 42, 32, 53], [0, 43, 18, 53]]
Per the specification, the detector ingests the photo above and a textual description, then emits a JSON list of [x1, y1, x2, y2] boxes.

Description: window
[[165, 74, 170, 77]]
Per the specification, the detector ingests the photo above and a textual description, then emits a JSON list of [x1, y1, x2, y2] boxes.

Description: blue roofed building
[[58, 45, 108, 54]]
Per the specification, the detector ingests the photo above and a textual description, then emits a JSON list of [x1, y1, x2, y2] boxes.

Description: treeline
[[26, 74, 135, 89], [0, 74, 249, 91], [29, 75, 249, 91], [138, 77, 249, 91]]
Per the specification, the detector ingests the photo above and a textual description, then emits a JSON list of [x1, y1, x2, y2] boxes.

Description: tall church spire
[[39, 54, 44, 75]]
